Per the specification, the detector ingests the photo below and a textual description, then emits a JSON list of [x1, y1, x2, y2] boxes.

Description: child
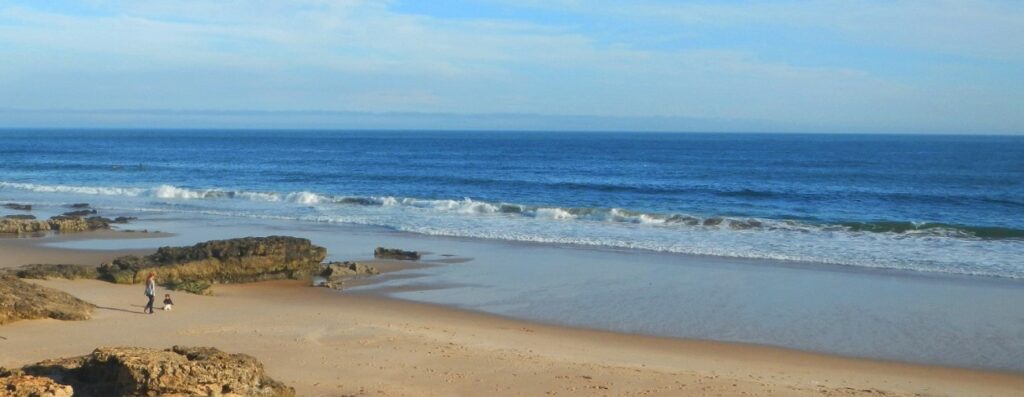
[[162, 293, 174, 311]]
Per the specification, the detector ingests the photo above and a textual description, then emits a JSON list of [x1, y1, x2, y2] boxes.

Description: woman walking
[[143, 272, 156, 314]]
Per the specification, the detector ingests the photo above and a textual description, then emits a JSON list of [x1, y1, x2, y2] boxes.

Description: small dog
[[162, 294, 174, 311]]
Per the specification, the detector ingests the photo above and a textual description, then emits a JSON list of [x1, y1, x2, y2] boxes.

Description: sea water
[[3, 130, 1024, 371], [2, 130, 1022, 278]]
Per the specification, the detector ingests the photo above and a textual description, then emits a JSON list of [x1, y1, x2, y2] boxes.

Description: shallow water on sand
[[46, 212, 1024, 373]]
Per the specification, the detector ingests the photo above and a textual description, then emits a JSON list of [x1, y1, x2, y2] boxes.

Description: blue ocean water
[[2, 129, 1023, 277]]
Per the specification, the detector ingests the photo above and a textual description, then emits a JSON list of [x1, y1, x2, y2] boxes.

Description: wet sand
[[0, 233, 1022, 396]]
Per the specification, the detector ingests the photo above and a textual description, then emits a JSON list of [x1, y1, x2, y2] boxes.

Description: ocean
[[2, 129, 1022, 278]]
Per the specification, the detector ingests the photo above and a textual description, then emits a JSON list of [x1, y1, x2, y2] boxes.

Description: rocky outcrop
[[68, 203, 90, 209], [0, 216, 111, 235], [11, 264, 100, 280], [61, 209, 97, 217], [9, 346, 293, 397], [3, 203, 32, 211], [98, 236, 327, 294], [374, 247, 420, 260], [0, 218, 50, 234], [0, 276, 93, 325], [317, 261, 379, 289], [0, 374, 74, 397], [3, 214, 36, 220]]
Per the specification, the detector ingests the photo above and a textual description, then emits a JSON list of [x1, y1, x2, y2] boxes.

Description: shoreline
[[1, 232, 1022, 395]]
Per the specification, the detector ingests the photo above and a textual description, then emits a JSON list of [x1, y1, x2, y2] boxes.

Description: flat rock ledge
[[315, 261, 379, 289], [374, 247, 420, 261], [2, 346, 294, 397], [98, 236, 327, 295], [0, 276, 93, 325]]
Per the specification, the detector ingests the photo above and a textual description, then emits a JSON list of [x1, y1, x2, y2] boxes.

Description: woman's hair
[[147, 272, 156, 279]]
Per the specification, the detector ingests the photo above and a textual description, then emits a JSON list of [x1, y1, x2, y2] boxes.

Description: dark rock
[[3, 203, 32, 211], [62, 209, 97, 217], [18, 346, 294, 397], [13, 264, 100, 280], [68, 203, 91, 209], [98, 236, 327, 294], [111, 216, 136, 224], [374, 247, 420, 260], [0, 276, 94, 325], [3, 214, 36, 220]]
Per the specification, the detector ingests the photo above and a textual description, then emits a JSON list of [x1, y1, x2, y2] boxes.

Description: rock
[[61, 209, 97, 217], [18, 346, 294, 397], [729, 219, 764, 229], [3, 203, 32, 211], [98, 236, 327, 294], [46, 216, 90, 232], [68, 203, 90, 209], [319, 261, 379, 289], [111, 216, 136, 224], [12, 264, 100, 280], [0, 276, 94, 325], [0, 218, 50, 234], [374, 247, 420, 260], [3, 214, 36, 220], [0, 374, 74, 397], [0, 215, 110, 234]]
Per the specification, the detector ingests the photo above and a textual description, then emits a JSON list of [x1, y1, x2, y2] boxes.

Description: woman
[[143, 272, 156, 314]]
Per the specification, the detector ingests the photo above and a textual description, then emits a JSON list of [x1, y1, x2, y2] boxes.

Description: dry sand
[[1, 236, 1022, 396]]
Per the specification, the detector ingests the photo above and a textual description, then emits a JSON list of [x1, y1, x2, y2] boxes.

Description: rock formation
[[317, 261, 379, 289], [0, 374, 73, 397], [3, 214, 36, 220], [374, 247, 420, 260], [3, 203, 32, 211], [10, 264, 100, 280], [61, 209, 97, 217], [0, 276, 93, 325], [0, 215, 111, 235], [98, 236, 327, 294], [4, 346, 294, 397], [67, 203, 90, 209]]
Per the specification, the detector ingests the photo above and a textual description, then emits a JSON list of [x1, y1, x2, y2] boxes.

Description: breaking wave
[[3, 181, 1021, 241]]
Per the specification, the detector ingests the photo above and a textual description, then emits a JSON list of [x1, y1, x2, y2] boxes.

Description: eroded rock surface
[[8, 346, 294, 397], [0, 276, 94, 325], [318, 261, 379, 289], [99, 236, 327, 294], [0, 374, 74, 397], [10, 264, 100, 280]]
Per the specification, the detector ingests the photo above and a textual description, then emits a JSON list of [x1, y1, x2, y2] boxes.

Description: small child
[[162, 294, 174, 311]]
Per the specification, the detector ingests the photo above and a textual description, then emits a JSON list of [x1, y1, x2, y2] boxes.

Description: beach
[[2, 231, 1023, 397]]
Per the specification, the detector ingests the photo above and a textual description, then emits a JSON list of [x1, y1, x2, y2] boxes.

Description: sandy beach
[[1, 234, 1022, 397]]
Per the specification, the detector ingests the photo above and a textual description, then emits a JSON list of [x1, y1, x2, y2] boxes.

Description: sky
[[0, 0, 1022, 133]]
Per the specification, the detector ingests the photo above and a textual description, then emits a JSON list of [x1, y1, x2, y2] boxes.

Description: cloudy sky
[[1, 0, 1022, 133]]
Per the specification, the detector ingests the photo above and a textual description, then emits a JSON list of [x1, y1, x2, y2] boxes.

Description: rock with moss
[[0, 218, 50, 234], [12, 264, 100, 280], [0, 276, 94, 325], [98, 236, 327, 294], [15, 346, 294, 397], [374, 247, 420, 260], [3, 214, 36, 220]]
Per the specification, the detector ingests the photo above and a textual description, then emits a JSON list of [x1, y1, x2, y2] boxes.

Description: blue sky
[[0, 0, 1022, 133]]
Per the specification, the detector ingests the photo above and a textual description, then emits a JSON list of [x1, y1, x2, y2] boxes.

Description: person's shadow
[[96, 305, 147, 315]]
